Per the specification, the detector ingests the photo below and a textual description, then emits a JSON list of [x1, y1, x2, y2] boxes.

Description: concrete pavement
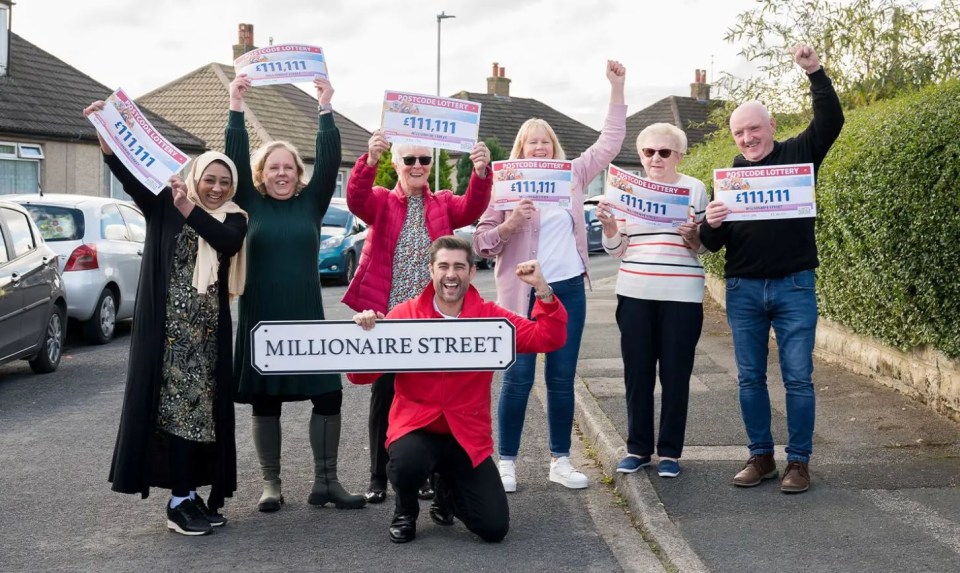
[[576, 275, 960, 573]]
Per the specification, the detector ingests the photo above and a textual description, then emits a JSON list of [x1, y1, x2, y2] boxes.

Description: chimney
[[690, 69, 711, 101], [0, 0, 11, 77], [232, 23, 257, 61], [487, 62, 511, 97]]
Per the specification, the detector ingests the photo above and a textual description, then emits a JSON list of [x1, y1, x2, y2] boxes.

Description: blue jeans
[[725, 270, 817, 463], [498, 275, 586, 459]]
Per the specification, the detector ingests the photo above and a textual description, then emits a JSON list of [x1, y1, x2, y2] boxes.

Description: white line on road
[[862, 489, 960, 555]]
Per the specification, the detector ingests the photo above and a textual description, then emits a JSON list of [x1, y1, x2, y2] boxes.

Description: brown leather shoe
[[780, 461, 810, 493], [732, 454, 777, 487]]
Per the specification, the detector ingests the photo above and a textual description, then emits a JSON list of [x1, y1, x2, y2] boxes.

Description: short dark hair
[[429, 235, 475, 267]]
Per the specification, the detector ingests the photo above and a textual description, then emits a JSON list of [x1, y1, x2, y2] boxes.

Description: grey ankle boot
[[251, 415, 284, 512], [308, 413, 366, 509]]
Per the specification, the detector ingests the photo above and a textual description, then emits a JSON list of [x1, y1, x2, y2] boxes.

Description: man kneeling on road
[[349, 235, 568, 543]]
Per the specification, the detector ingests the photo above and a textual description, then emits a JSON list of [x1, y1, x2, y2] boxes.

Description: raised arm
[[511, 261, 568, 353], [303, 78, 341, 221], [571, 60, 627, 187], [346, 130, 391, 224], [791, 44, 844, 168], [447, 141, 493, 228], [225, 74, 258, 209]]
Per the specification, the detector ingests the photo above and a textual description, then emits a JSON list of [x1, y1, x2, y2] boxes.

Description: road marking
[[862, 490, 960, 555]]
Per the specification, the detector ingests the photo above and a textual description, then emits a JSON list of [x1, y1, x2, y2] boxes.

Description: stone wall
[[705, 275, 960, 422]]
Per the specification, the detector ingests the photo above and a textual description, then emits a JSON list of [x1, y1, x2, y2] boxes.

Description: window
[[103, 163, 126, 199], [22, 204, 84, 241], [0, 226, 8, 264], [117, 204, 146, 243], [0, 207, 36, 257], [17, 144, 44, 160], [0, 158, 40, 195], [100, 203, 129, 241], [335, 171, 345, 197], [0, 142, 15, 158]]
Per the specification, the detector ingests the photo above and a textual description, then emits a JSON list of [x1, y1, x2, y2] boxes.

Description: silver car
[[8, 194, 144, 344]]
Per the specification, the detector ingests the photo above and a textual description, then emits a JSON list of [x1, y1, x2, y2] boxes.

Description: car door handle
[[136, 250, 143, 256], [10, 272, 20, 284]]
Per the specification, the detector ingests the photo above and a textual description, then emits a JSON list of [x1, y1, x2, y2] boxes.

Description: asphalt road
[[0, 255, 640, 573]]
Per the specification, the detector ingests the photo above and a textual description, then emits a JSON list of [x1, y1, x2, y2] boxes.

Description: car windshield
[[23, 204, 84, 241], [322, 207, 349, 228]]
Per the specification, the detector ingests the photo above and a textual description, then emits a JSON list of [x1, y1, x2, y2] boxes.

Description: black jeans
[[387, 430, 508, 543], [617, 296, 703, 459]]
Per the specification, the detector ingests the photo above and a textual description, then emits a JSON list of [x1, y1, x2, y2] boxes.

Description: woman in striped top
[[596, 123, 707, 478]]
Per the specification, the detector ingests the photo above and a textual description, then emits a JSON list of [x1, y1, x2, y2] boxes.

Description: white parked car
[[8, 194, 144, 344]]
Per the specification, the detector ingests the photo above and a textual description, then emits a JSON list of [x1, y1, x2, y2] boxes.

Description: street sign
[[250, 318, 516, 375]]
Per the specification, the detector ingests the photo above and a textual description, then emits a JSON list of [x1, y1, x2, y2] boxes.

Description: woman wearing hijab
[[85, 101, 248, 537], [227, 75, 366, 512]]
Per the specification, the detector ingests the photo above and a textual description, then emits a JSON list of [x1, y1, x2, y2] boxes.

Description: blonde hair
[[251, 140, 308, 196], [510, 118, 566, 160], [636, 123, 688, 155]]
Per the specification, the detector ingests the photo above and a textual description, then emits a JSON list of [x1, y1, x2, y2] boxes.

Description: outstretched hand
[[83, 101, 111, 154], [606, 60, 626, 85], [792, 44, 821, 74], [229, 74, 251, 111], [366, 130, 389, 167], [314, 77, 334, 107]]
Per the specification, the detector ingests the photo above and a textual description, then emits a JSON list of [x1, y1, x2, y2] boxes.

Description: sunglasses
[[641, 148, 679, 159], [401, 155, 433, 166]]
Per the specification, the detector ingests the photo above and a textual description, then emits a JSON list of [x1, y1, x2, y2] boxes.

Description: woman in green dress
[[226, 74, 364, 512]]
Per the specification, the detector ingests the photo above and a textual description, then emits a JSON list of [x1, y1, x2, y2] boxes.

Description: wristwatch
[[318, 102, 333, 113], [535, 285, 554, 300]]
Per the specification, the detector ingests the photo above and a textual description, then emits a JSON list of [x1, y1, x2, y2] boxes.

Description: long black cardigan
[[105, 153, 247, 510]]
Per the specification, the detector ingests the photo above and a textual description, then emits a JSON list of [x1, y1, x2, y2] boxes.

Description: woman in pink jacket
[[474, 60, 626, 492], [343, 132, 492, 504]]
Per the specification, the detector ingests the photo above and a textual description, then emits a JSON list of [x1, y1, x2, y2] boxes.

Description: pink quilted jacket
[[341, 154, 493, 313]]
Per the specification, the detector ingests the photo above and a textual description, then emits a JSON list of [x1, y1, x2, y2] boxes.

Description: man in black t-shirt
[[698, 44, 844, 494]]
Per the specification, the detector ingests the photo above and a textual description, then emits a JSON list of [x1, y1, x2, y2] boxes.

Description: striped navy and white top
[[602, 173, 709, 304]]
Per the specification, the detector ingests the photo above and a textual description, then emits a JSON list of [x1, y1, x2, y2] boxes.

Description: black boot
[[389, 512, 417, 543], [429, 475, 454, 526], [308, 413, 366, 509], [251, 416, 283, 512]]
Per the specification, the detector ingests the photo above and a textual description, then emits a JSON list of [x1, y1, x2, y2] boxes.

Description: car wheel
[[29, 305, 65, 374], [342, 252, 357, 285], [83, 288, 117, 345]]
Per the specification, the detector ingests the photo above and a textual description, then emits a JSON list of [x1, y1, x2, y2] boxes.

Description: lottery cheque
[[380, 91, 480, 152], [87, 88, 190, 195], [492, 160, 573, 210], [603, 165, 692, 228], [234, 44, 328, 86], [713, 163, 816, 221]]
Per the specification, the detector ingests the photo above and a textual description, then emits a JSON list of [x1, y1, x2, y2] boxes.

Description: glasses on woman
[[401, 155, 433, 166], [641, 148, 679, 159]]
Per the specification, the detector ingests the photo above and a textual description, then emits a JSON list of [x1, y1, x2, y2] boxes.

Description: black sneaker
[[195, 496, 227, 527], [166, 498, 213, 536]]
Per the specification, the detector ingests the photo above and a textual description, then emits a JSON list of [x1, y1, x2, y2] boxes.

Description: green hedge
[[682, 80, 960, 358]]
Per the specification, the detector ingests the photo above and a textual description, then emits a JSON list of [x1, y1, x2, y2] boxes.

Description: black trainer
[[166, 498, 213, 536], [195, 496, 227, 527]]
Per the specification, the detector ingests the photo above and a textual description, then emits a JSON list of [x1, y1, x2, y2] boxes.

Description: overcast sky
[[12, 0, 766, 131]]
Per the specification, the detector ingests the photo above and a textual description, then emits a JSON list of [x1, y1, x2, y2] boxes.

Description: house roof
[[450, 91, 643, 168], [625, 95, 726, 154], [0, 33, 205, 151], [138, 63, 371, 165]]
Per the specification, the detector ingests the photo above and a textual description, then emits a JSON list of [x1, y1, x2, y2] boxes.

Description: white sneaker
[[549, 456, 589, 489], [499, 460, 517, 492]]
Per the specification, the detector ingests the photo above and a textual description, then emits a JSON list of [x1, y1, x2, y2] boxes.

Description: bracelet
[[535, 285, 554, 300]]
